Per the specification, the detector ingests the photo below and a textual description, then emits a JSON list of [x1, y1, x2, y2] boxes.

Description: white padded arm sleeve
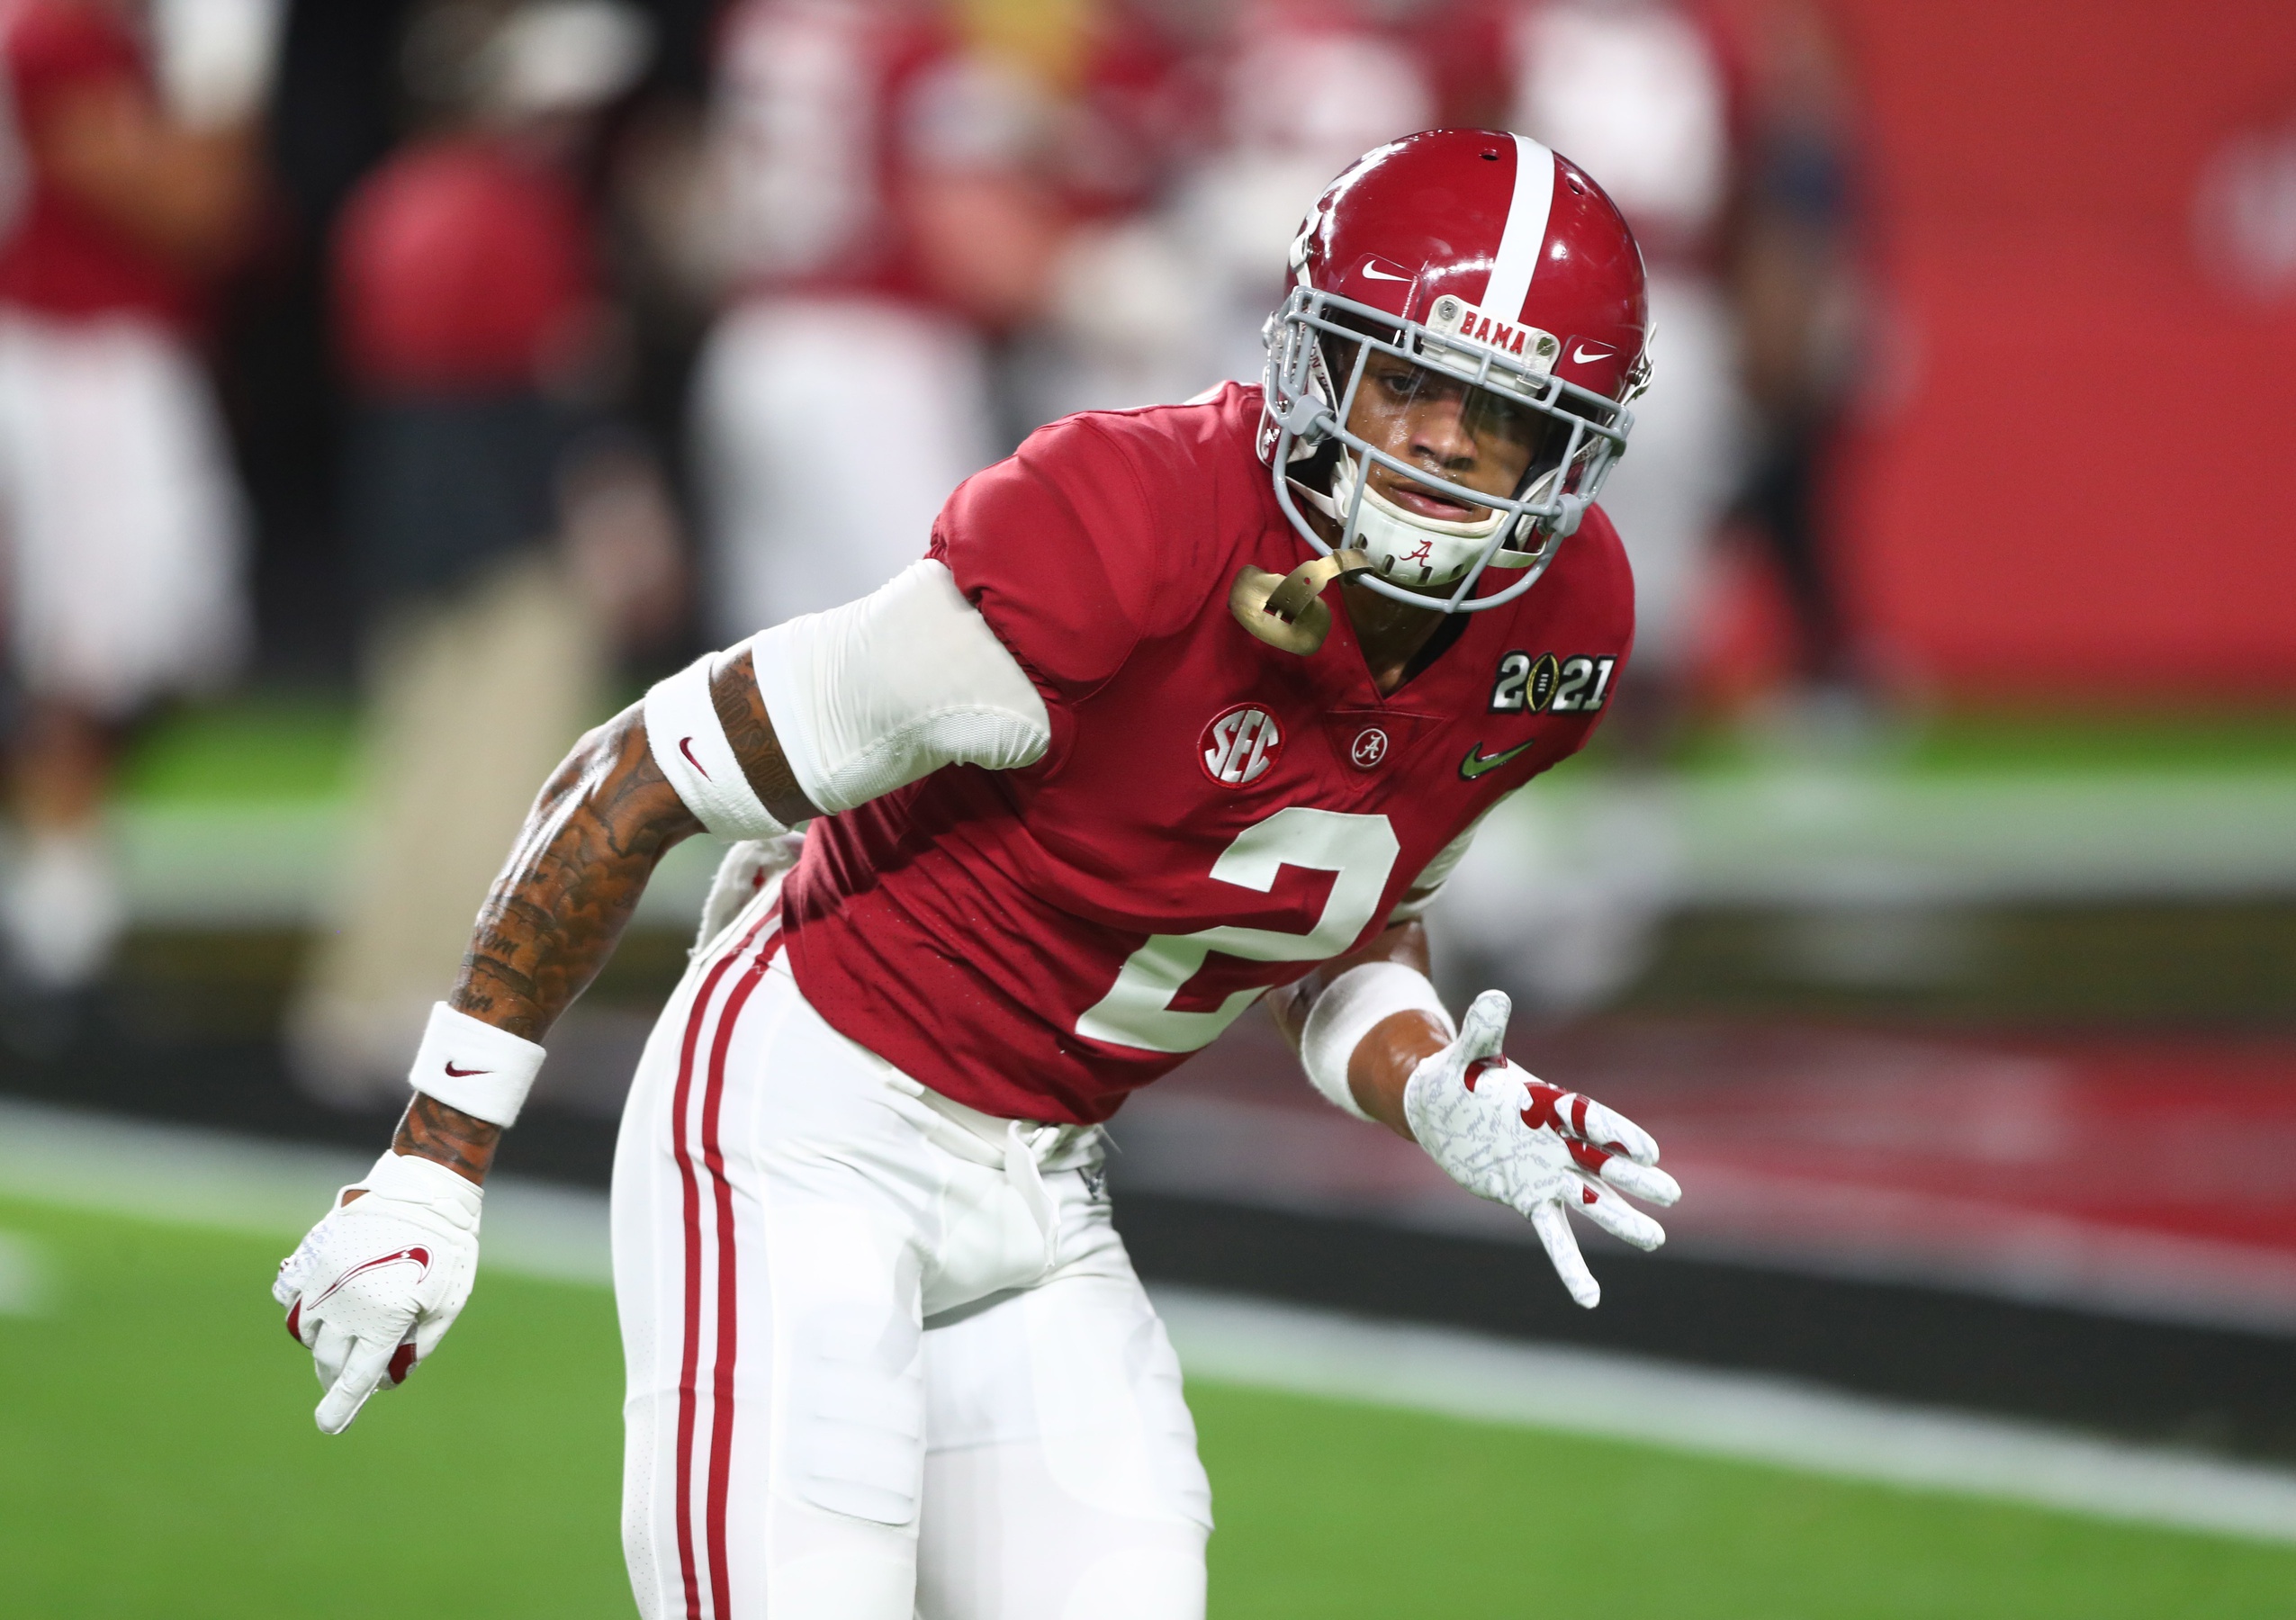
[[748, 559, 1051, 814]]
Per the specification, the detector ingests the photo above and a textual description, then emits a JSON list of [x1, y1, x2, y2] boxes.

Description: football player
[[275, 129, 1684, 1620]]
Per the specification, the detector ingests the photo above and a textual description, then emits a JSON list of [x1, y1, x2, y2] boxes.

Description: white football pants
[[0, 309, 246, 716], [612, 887, 1211, 1620], [692, 295, 998, 646]]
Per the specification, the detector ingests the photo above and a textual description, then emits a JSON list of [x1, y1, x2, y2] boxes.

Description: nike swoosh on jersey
[[1459, 740, 1535, 779]]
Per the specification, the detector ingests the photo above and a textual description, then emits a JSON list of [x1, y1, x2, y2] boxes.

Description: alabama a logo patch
[[1201, 703, 1283, 787]]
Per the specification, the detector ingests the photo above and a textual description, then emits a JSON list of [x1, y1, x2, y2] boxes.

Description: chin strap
[[1229, 548, 1374, 655]]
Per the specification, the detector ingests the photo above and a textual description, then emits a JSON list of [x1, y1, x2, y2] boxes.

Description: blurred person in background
[[1035, 0, 1472, 418], [995, 0, 1216, 421], [0, 0, 271, 1000], [288, 0, 681, 1104], [684, 0, 1067, 644], [1727, 0, 1869, 740]]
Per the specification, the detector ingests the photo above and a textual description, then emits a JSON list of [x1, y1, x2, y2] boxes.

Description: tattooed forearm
[[446, 704, 703, 1044], [710, 649, 821, 824], [394, 670, 809, 1184], [392, 1092, 501, 1184]]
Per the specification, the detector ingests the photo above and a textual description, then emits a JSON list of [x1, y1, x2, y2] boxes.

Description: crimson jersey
[[782, 382, 1634, 1125], [711, 0, 1029, 311], [0, 0, 194, 328]]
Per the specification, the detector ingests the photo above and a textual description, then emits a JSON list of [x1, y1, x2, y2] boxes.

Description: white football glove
[[273, 1150, 482, 1433], [1403, 988, 1680, 1309]]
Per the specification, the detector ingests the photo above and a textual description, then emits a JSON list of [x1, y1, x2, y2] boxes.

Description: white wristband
[[643, 652, 791, 842], [409, 1003, 548, 1129], [1300, 962, 1457, 1122]]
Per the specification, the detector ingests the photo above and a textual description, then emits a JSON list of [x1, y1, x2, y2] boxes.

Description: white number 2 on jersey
[[1076, 807, 1400, 1054]]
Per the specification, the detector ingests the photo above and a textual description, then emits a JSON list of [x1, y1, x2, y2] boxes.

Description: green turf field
[[110, 690, 2296, 809], [5, 1196, 2294, 1619]]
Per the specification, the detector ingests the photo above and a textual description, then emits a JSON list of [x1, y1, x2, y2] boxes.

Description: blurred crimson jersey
[[708, 0, 1030, 309], [1219, 0, 1513, 158], [780, 382, 1635, 1126], [1057, 0, 1218, 220], [0, 0, 195, 327], [1475, 0, 1751, 269], [1060, 0, 1510, 226], [332, 135, 599, 396]]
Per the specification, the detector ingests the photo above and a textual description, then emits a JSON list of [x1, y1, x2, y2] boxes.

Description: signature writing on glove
[[1406, 990, 1680, 1308]]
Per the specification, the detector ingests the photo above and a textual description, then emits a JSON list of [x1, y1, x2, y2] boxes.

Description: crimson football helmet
[[1255, 129, 1651, 630]]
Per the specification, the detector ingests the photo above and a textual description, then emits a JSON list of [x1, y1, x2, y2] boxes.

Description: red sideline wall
[[1832, 0, 2296, 699]]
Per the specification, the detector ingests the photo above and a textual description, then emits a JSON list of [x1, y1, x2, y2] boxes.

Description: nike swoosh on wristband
[[678, 737, 711, 778], [443, 1062, 490, 1077], [310, 1246, 431, 1310], [1460, 740, 1535, 779]]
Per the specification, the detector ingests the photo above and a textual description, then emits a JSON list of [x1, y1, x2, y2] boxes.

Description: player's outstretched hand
[[272, 1151, 482, 1433], [1403, 989, 1679, 1309]]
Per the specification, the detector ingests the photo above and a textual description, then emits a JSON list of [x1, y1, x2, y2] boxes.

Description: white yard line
[[6, 1099, 2295, 1543], [0, 1100, 610, 1285], [1157, 1290, 2296, 1545]]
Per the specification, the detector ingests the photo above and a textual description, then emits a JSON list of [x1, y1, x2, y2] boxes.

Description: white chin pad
[[1327, 454, 1523, 589]]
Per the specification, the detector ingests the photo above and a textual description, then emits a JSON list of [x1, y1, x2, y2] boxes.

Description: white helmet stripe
[[1482, 133, 1555, 321]]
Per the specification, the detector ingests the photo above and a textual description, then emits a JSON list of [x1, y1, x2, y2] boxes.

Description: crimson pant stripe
[[701, 929, 784, 1619], [670, 914, 775, 1620]]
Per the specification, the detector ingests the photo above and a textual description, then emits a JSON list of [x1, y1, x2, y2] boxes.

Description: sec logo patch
[[1201, 703, 1283, 787]]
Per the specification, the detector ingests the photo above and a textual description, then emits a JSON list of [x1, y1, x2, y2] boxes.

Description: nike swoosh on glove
[[1404, 988, 1680, 1308], [273, 1150, 482, 1433]]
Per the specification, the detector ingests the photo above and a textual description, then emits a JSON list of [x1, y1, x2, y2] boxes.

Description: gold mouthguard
[[1228, 549, 1373, 655]]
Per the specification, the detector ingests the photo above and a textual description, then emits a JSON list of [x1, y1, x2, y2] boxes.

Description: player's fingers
[[1528, 1200, 1600, 1309], [410, 1301, 459, 1363], [1571, 1096, 1661, 1166], [311, 1318, 356, 1390], [378, 1340, 419, 1390], [315, 1336, 397, 1435], [1595, 1156, 1680, 1209], [1572, 1176, 1667, 1251], [1455, 989, 1511, 1067], [1561, 1136, 1678, 1205]]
